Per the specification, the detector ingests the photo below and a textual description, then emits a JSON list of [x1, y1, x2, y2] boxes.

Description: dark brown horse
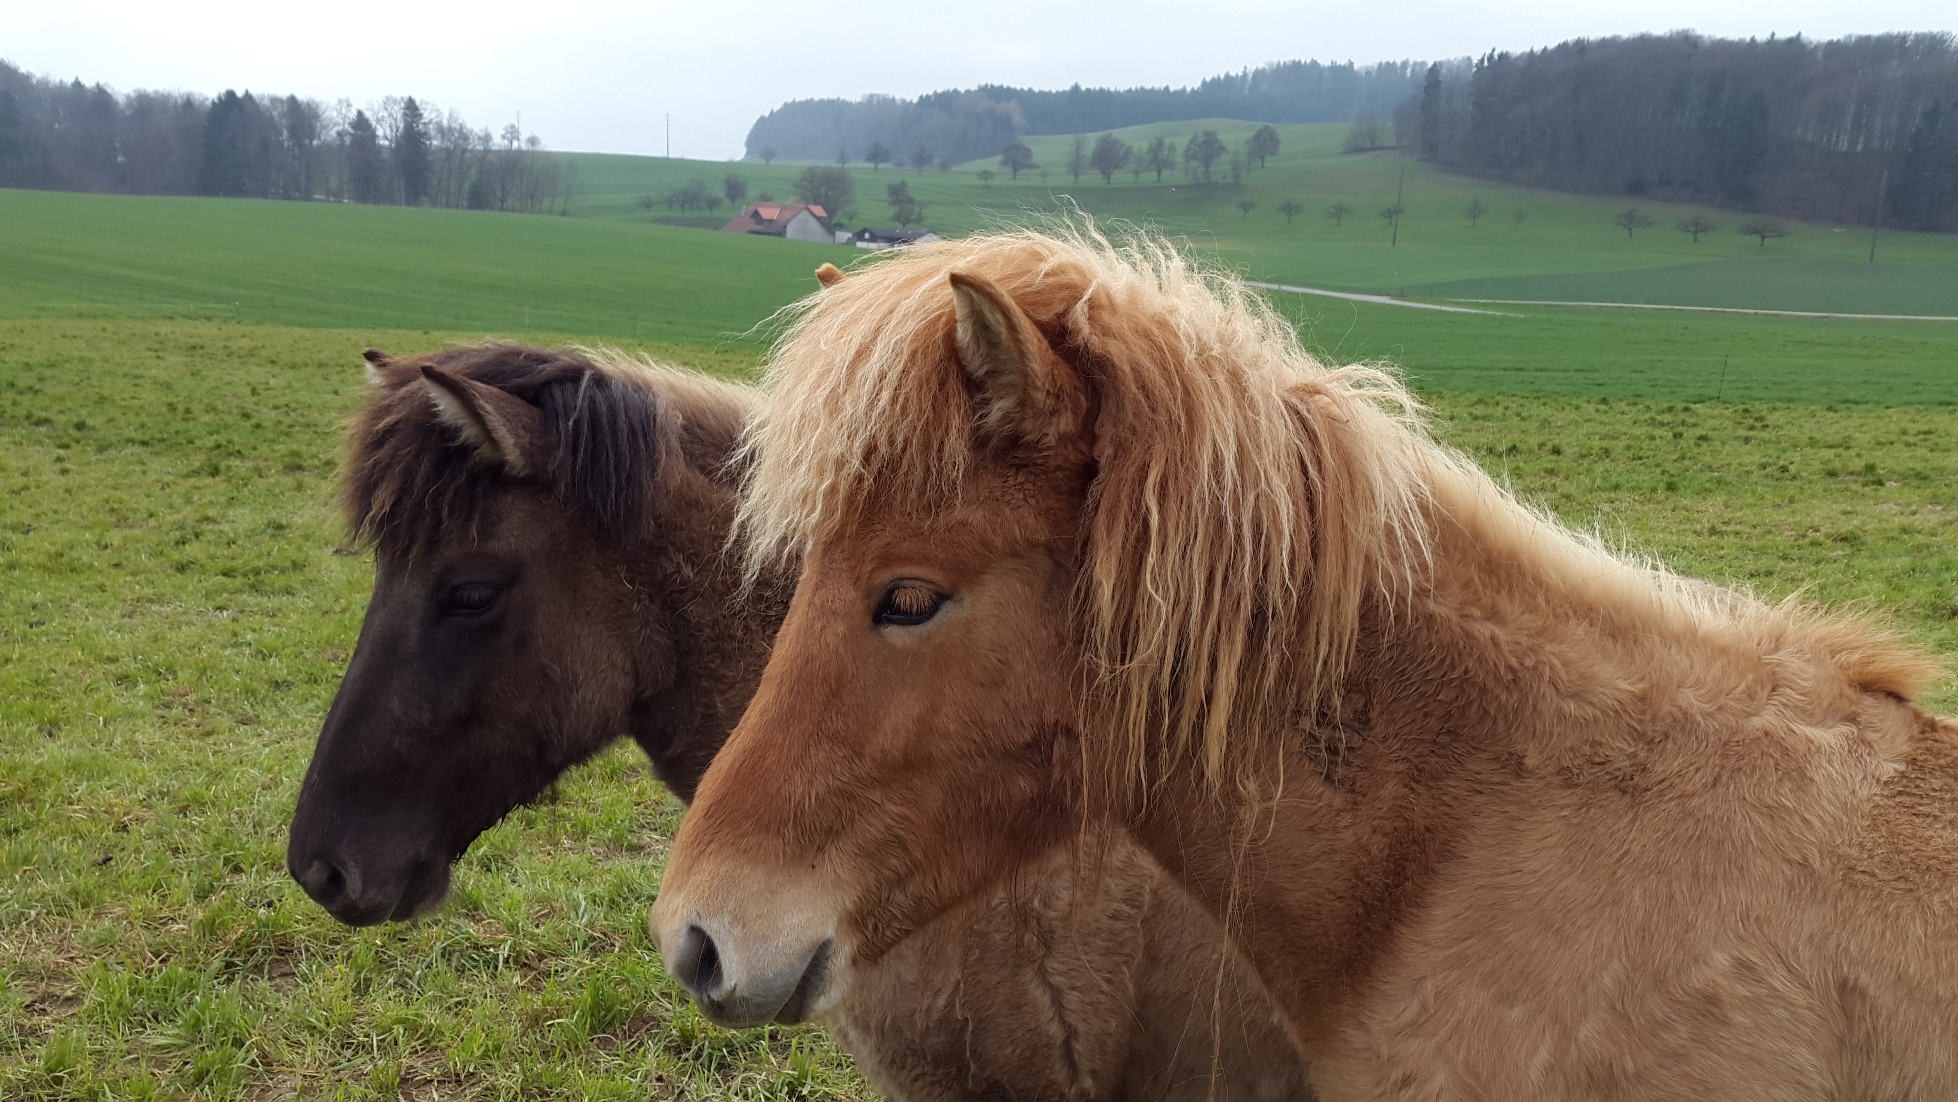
[[287, 342, 1311, 1101]]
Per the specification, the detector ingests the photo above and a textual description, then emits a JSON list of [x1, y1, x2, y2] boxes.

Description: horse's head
[[653, 229, 1425, 1028], [288, 344, 758, 926], [653, 243, 1109, 1027]]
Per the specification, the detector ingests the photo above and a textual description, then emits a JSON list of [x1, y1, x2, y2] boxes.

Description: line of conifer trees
[[744, 60, 1422, 165], [0, 60, 572, 213], [1394, 32, 1958, 231]]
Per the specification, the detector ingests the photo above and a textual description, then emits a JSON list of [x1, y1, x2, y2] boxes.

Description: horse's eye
[[445, 582, 501, 616], [874, 582, 945, 627]]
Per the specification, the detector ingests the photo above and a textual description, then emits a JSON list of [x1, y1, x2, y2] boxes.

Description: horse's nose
[[293, 856, 352, 909], [668, 923, 726, 1003]]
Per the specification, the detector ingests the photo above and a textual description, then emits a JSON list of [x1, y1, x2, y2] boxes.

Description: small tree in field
[[1183, 130, 1227, 184], [759, 148, 776, 165], [1279, 199, 1305, 223], [977, 168, 995, 187], [723, 174, 747, 206], [887, 180, 923, 226], [1613, 208, 1655, 238], [866, 142, 890, 172], [1237, 198, 1256, 219], [1738, 218, 1789, 246], [1511, 208, 1527, 228], [912, 146, 931, 174], [1089, 133, 1131, 183], [1143, 136, 1177, 182], [1327, 201, 1352, 225], [1675, 214, 1717, 242], [1464, 196, 1487, 227], [793, 165, 853, 215], [1379, 202, 1404, 229], [1247, 124, 1281, 168], [1067, 134, 1088, 183], [1000, 142, 1035, 180]]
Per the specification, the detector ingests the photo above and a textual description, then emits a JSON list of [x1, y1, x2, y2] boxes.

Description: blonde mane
[[735, 224, 1936, 804]]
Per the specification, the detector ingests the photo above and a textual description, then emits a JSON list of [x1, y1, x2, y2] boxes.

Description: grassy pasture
[[4, 187, 1957, 407], [3, 314, 1954, 1099], [1, 182, 1955, 1098], [561, 123, 1958, 316]]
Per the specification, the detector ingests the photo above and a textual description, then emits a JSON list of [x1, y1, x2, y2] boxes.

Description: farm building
[[848, 227, 943, 250], [721, 202, 833, 243]]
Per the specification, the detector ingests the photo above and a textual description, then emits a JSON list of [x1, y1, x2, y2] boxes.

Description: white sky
[[9, 1, 1953, 160]]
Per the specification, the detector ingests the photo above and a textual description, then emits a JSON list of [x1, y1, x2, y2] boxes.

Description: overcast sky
[[10, 1, 1953, 160]]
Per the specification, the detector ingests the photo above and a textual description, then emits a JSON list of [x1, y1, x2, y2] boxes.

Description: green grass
[[0, 188, 846, 349], [3, 317, 1955, 1098], [1, 175, 1955, 1097], [5, 186, 1957, 409], [558, 122, 1958, 316]]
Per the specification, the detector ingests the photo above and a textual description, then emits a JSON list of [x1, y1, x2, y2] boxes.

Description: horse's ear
[[418, 365, 545, 477], [815, 263, 845, 287], [949, 271, 1080, 453], [362, 348, 392, 386]]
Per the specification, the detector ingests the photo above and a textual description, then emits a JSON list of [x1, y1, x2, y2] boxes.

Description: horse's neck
[[627, 402, 793, 800], [1126, 470, 1748, 1052]]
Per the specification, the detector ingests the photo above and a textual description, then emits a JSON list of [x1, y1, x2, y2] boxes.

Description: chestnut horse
[[654, 227, 1958, 1099], [287, 342, 1311, 1100]]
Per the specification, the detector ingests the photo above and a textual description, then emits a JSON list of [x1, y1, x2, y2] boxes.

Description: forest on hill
[[1397, 32, 1958, 231], [0, 60, 572, 212], [742, 60, 1423, 165]]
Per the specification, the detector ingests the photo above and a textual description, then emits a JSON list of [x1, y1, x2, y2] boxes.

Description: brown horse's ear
[[814, 263, 845, 287], [418, 365, 546, 477], [362, 348, 393, 386], [948, 270, 1080, 453]]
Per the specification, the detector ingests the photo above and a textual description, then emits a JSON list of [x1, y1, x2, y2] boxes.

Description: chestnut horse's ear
[[418, 364, 546, 477], [814, 263, 845, 287], [948, 270, 1079, 452]]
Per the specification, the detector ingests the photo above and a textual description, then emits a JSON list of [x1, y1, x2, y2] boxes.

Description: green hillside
[[0, 188, 845, 350], [3, 186, 1955, 406], [560, 123, 1958, 317]]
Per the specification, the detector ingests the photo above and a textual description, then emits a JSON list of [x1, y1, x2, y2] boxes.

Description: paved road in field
[[1246, 282, 1502, 314], [1444, 298, 1958, 322]]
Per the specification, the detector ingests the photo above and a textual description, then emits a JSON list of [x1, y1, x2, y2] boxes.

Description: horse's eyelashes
[[875, 583, 945, 627]]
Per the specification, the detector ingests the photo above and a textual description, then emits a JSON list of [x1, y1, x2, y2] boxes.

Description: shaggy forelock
[[342, 343, 676, 558], [737, 223, 1442, 801]]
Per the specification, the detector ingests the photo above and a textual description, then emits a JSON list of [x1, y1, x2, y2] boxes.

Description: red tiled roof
[[721, 202, 830, 236]]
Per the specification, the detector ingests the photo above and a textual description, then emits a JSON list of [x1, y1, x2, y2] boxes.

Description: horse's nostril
[[296, 857, 349, 906], [670, 923, 724, 999]]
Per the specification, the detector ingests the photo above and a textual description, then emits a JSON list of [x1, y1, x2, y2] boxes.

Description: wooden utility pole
[[1869, 168, 1887, 266], [665, 114, 671, 159], [1391, 168, 1405, 248]]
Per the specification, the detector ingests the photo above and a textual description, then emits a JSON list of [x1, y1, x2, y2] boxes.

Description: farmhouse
[[849, 227, 943, 250], [721, 202, 833, 243]]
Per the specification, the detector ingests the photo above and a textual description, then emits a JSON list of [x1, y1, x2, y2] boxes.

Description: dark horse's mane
[[343, 342, 664, 558]]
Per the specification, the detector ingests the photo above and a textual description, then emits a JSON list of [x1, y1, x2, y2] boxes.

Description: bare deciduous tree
[[1675, 214, 1717, 241], [1247, 124, 1281, 168], [1738, 218, 1790, 246], [999, 142, 1035, 179], [1327, 201, 1353, 225], [1279, 199, 1305, 223], [1183, 130, 1227, 184], [1464, 196, 1487, 227], [1089, 133, 1131, 183], [1612, 208, 1655, 237]]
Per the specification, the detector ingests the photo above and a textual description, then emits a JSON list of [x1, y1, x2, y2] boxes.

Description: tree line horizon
[[0, 60, 572, 213], [750, 31, 1957, 231]]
